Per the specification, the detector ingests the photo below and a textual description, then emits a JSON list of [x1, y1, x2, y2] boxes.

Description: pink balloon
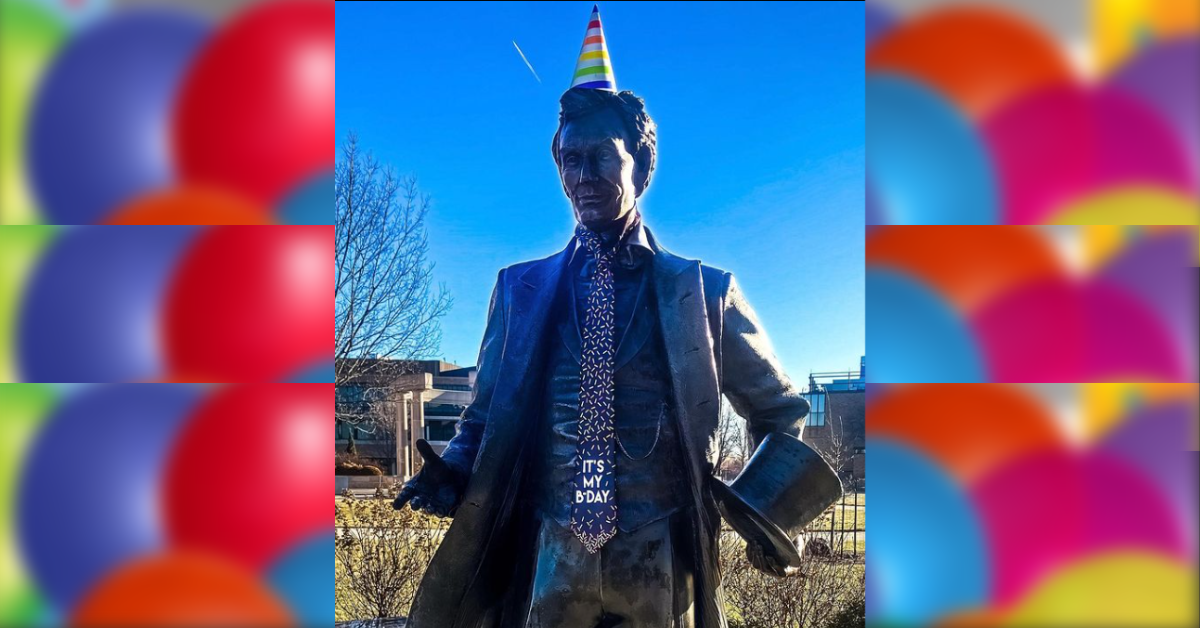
[[971, 277, 1185, 382], [983, 85, 1196, 224], [971, 450, 1187, 606]]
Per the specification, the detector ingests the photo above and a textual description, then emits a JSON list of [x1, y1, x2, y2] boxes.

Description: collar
[[569, 214, 655, 270]]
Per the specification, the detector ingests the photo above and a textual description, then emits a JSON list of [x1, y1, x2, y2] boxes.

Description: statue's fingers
[[392, 486, 415, 510], [410, 496, 427, 512]]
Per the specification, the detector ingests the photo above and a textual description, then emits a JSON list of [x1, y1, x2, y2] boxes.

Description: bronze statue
[[393, 8, 840, 627]]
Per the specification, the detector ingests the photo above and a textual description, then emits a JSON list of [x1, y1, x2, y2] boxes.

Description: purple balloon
[[1109, 38, 1199, 179], [1098, 229, 1197, 380], [27, 8, 210, 224], [17, 226, 198, 382], [16, 385, 202, 612], [1100, 402, 1198, 556], [866, 2, 896, 46]]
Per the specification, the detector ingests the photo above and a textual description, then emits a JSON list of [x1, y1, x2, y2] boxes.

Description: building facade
[[335, 358, 476, 480], [800, 356, 866, 482]]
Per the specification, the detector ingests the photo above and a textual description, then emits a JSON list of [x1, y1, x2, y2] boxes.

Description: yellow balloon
[[1081, 383, 1200, 443], [0, 1, 65, 225], [0, 384, 55, 624], [1049, 187, 1199, 267], [1093, 0, 1200, 74], [1004, 551, 1197, 627]]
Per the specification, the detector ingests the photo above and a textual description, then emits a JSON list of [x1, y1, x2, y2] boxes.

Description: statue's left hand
[[745, 536, 801, 578]]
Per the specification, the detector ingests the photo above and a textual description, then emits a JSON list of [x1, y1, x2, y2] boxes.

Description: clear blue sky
[[337, 1, 865, 382]]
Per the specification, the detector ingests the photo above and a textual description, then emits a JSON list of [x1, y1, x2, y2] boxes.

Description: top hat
[[712, 432, 843, 568]]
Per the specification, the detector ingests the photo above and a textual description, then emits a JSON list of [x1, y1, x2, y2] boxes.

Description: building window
[[803, 392, 826, 427], [425, 419, 458, 442], [425, 403, 466, 417]]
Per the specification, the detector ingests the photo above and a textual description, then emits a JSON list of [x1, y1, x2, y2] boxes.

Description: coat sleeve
[[438, 269, 507, 480], [719, 272, 810, 450]]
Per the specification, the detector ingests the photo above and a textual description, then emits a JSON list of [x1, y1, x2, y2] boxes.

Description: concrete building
[[335, 358, 476, 482], [801, 356, 866, 482]]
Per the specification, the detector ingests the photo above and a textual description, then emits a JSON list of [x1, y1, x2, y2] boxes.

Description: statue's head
[[552, 88, 657, 231]]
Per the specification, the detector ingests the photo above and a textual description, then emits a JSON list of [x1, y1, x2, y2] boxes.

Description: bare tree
[[335, 134, 453, 420], [715, 398, 749, 481]]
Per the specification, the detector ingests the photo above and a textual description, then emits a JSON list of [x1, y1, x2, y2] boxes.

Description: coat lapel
[[648, 228, 721, 480]]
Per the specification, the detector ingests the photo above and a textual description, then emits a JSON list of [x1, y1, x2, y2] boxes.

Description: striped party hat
[[570, 5, 617, 91]]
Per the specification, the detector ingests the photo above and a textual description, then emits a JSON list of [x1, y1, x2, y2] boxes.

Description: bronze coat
[[408, 228, 809, 628]]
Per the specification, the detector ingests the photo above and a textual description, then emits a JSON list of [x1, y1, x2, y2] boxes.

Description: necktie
[[570, 224, 619, 553]]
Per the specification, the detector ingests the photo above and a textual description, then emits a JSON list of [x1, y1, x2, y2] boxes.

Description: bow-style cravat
[[569, 223, 620, 553]]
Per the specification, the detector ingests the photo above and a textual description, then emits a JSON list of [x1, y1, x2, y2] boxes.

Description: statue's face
[[557, 107, 642, 231]]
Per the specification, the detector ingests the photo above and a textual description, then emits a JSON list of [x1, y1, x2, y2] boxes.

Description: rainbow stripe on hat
[[570, 5, 617, 91]]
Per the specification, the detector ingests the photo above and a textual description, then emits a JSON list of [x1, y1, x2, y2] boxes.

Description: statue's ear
[[633, 146, 654, 197]]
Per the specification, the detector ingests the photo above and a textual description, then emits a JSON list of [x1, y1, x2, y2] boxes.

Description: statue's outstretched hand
[[392, 439, 466, 518], [745, 536, 802, 578]]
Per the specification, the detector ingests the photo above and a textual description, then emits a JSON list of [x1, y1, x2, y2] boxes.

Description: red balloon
[[163, 384, 331, 571], [71, 551, 293, 627], [164, 225, 331, 383], [173, 1, 334, 206]]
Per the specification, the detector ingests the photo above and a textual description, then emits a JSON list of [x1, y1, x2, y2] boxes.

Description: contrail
[[512, 40, 542, 83]]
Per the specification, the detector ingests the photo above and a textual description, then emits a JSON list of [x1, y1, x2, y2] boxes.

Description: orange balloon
[[869, 384, 1066, 485], [866, 226, 1064, 314], [71, 552, 293, 627], [867, 5, 1076, 120], [103, 186, 272, 225]]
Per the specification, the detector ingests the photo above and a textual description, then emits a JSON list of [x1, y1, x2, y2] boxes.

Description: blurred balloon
[[1099, 228, 1197, 379], [867, 226, 1063, 313], [17, 226, 198, 382], [268, 532, 332, 626], [163, 226, 331, 382], [104, 186, 271, 225], [27, 8, 210, 224], [70, 551, 292, 627], [972, 450, 1188, 607], [1101, 402, 1199, 556], [163, 384, 330, 571], [284, 360, 334, 383], [867, 75, 998, 225], [867, 268, 986, 383], [1048, 186, 1198, 226], [869, 384, 1064, 485], [984, 85, 1196, 225], [0, 0, 64, 225], [1109, 38, 1199, 177], [279, 169, 332, 225], [0, 226, 56, 382], [1094, 0, 1200, 73], [972, 277, 1186, 382], [173, 0, 334, 206], [16, 385, 201, 612], [32, 0, 110, 27], [868, 440, 989, 626], [867, 5, 1075, 119], [1005, 551, 1196, 626], [0, 385, 55, 625], [865, 2, 895, 46]]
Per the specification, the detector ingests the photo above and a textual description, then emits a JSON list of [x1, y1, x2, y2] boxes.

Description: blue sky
[[337, 1, 864, 381]]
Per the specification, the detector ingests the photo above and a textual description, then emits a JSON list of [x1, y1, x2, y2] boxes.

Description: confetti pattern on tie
[[570, 224, 619, 553]]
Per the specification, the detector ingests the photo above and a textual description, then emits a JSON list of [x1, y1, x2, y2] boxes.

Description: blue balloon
[[867, 439, 990, 625], [17, 226, 198, 382], [269, 533, 332, 625], [27, 8, 209, 224], [279, 170, 332, 225], [867, 75, 998, 225], [284, 360, 334, 383], [867, 268, 985, 383], [16, 385, 201, 612]]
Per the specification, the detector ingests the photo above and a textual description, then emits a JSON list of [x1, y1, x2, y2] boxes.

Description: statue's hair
[[551, 88, 657, 191]]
